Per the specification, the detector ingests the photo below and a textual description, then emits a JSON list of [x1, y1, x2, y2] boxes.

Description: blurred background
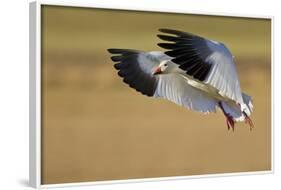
[[41, 5, 271, 184]]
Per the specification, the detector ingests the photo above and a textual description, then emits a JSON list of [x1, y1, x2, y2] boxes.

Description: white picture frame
[[29, 1, 274, 189]]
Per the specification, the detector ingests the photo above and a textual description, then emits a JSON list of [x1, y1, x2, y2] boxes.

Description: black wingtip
[[113, 63, 122, 70], [107, 48, 113, 53], [157, 43, 176, 50], [159, 28, 195, 38], [110, 56, 123, 62], [159, 28, 182, 35], [107, 48, 140, 55], [159, 28, 173, 33], [157, 34, 167, 40], [157, 34, 181, 42], [107, 48, 122, 54]]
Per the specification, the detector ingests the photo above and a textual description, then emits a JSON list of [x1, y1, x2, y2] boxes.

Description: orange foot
[[243, 111, 254, 131], [225, 113, 235, 131]]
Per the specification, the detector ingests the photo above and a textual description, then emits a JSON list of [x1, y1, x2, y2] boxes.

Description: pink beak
[[153, 67, 162, 75]]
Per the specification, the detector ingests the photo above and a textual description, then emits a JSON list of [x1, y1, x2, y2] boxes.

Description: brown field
[[41, 6, 271, 184]]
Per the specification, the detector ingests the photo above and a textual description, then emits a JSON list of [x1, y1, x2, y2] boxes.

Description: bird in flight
[[107, 29, 254, 131]]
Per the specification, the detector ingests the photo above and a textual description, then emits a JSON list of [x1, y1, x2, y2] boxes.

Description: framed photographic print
[[29, 0, 273, 188]]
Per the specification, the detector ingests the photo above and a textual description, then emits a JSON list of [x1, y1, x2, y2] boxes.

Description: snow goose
[[107, 29, 254, 131]]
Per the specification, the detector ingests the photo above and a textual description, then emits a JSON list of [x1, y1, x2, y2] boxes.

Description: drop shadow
[[18, 178, 30, 188]]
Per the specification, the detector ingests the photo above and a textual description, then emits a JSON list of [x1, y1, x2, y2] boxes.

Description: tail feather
[[242, 92, 253, 113], [220, 92, 253, 122]]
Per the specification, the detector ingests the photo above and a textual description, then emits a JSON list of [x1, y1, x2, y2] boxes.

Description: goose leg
[[218, 101, 235, 131], [242, 111, 254, 131]]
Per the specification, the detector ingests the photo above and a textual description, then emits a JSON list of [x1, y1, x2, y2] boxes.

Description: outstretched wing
[[108, 49, 217, 113], [158, 28, 244, 104], [108, 49, 165, 97]]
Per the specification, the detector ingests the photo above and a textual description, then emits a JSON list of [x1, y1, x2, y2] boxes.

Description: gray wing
[[108, 49, 217, 113], [158, 28, 244, 104]]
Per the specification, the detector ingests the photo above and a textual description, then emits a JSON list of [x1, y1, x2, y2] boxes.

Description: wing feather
[[154, 74, 217, 113], [108, 49, 168, 97], [108, 49, 218, 113], [157, 28, 244, 104]]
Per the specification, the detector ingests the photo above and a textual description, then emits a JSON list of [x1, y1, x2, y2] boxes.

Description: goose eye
[[164, 63, 168, 66]]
